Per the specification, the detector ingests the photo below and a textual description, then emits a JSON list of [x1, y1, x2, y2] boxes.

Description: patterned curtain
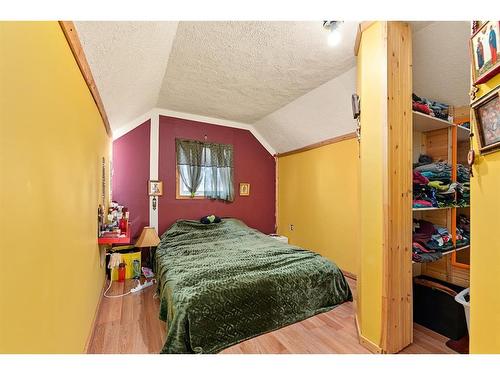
[[176, 139, 234, 202], [176, 139, 204, 197]]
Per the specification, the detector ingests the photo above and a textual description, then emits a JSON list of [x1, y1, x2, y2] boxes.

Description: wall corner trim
[[59, 21, 112, 137], [277, 132, 357, 157], [113, 108, 276, 155], [355, 315, 383, 354]]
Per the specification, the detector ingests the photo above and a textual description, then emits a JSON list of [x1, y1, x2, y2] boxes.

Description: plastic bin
[[455, 288, 470, 333], [413, 276, 468, 340]]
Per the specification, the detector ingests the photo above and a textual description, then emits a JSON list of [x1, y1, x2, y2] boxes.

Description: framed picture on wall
[[148, 180, 163, 196], [472, 86, 500, 153], [470, 21, 500, 85], [239, 182, 250, 196]]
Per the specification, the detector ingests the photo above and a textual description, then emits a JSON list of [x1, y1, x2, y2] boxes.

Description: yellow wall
[[357, 22, 386, 347], [0, 22, 110, 353], [470, 74, 500, 354], [277, 138, 359, 275]]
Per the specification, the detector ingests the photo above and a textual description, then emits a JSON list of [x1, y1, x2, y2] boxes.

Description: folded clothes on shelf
[[412, 248, 443, 263], [457, 164, 470, 183], [412, 93, 451, 121], [413, 157, 456, 208], [412, 219, 455, 263], [457, 214, 471, 248]]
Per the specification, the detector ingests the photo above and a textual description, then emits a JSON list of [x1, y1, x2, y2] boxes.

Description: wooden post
[[357, 21, 413, 354]]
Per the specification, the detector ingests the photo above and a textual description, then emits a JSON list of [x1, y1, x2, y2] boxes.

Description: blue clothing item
[[490, 28, 497, 49]]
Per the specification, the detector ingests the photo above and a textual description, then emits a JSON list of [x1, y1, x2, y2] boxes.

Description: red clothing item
[[491, 45, 497, 64], [413, 170, 429, 184], [413, 102, 432, 115]]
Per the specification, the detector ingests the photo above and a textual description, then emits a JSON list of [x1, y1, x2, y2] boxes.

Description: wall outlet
[[289, 224, 294, 231]]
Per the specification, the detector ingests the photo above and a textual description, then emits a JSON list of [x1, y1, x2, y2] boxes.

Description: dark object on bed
[[199, 214, 221, 224], [156, 219, 352, 354], [413, 275, 467, 340]]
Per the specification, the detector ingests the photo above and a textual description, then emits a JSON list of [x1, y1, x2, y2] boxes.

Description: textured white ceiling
[[254, 67, 357, 153], [75, 21, 178, 128], [412, 21, 470, 106], [157, 21, 358, 123], [76, 21, 471, 154]]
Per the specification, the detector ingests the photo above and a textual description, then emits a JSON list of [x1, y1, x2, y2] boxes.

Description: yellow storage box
[[110, 251, 141, 281]]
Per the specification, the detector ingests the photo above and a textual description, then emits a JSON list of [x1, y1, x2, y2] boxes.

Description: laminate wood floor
[[87, 277, 456, 354]]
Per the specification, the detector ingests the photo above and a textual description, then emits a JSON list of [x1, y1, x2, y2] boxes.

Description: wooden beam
[[59, 21, 112, 137], [276, 132, 357, 158], [380, 21, 413, 354]]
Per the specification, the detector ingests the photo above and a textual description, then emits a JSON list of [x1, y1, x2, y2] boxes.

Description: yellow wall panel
[[277, 138, 359, 275], [357, 22, 386, 347], [470, 73, 500, 354], [0, 22, 110, 353]]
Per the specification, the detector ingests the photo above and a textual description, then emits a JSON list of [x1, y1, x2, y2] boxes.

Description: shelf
[[413, 206, 450, 212], [98, 224, 131, 245], [412, 245, 470, 264], [413, 111, 453, 132], [442, 245, 470, 257], [413, 205, 470, 212]]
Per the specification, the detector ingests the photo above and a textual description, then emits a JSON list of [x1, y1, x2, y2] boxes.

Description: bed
[[155, 218, 352, 354]]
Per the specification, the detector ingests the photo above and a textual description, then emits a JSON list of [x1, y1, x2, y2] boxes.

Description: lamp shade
[[135, 226, 160, 247]]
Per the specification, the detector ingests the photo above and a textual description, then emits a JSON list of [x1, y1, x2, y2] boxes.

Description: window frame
[[175, 165, 206, 200]]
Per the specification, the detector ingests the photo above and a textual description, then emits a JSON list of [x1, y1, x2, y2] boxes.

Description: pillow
[[200, 214, 221, 224]]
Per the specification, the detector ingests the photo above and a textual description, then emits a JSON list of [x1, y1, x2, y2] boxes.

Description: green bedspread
[[156, 219, 352, 354]]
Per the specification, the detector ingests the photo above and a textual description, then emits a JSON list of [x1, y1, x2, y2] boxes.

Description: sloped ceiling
[[254, 67, 357, 153], [76, 21, 358, 132], [157, 21, 358, 123], [412, 21, 470, 106], [75, 21, 179, 127], [76, 21, 471, 154]]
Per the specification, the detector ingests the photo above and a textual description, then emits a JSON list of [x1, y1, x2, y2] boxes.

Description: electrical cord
[[103, 278, 139, 298]]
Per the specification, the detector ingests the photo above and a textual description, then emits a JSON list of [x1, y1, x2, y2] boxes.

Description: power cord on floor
[[103, 278, 157, 298], [103, 278, 138, 298]]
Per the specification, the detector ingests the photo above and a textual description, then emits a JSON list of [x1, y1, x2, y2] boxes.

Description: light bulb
[[328, 29, 341, 46]]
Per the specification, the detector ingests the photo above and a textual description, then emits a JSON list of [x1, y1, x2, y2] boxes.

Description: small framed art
[[148, 180, 163, 196], [472, 86, 500, 153], [470, 21, 500, 85], [239, 182, 250, 196]]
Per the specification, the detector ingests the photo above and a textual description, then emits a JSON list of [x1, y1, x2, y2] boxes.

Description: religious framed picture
[[239, 182, 250, 196], [148, 180, 163, 196], [470, 21, 500, 85], [472, 86, 500, 153]]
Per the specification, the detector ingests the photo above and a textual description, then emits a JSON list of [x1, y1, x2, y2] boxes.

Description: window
[[176, 139, 234, 202]]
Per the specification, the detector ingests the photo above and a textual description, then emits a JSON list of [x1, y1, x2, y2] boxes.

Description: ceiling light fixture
[[323, 21, 343, 47]]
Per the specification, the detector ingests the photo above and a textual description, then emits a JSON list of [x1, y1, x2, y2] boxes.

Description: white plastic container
[[455, 288, 470, 333]]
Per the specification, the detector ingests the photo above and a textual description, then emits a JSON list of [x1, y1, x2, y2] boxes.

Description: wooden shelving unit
[[413, 111, 453, 132], [412, 106, 471, 287]]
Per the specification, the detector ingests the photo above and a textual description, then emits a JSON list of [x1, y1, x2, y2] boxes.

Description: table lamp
[[135, 226, 160, 269]]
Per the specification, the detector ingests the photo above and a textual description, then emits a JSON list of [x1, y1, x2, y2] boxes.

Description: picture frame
[[470, 21, 500, 85], [472, 86, 500, 153], [239, 182, 250, 196], [148, 180, 163, 196]]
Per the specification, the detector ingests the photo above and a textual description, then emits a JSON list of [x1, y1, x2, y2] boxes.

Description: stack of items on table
[[412, 93, 451, 121], [413, 219, 454, 263], [413, 155, 456, 208], [456, 164, 470, 207], [456, 214, 470, 248]]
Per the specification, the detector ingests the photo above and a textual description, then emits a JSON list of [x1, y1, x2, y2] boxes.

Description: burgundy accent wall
[[158, 116, 275, 235], [112, 120, 150, 240]]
